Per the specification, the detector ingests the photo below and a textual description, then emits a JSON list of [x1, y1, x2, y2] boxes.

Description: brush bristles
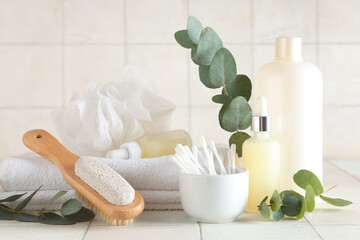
[[75, 191, 133, 226]]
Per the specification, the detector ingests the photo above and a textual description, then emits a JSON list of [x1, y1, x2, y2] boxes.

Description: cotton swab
[[171, 137, 238, 176], [200, 136, 217, 175], [209, 140, 227, 175]]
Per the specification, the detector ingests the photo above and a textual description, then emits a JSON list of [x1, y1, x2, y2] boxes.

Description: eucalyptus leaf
[[174, 30, 195, 49], [270, 209, 284, 221], [15, 213, 38, 222], [229, 131, 251, 157], [38, 212, 75, 225], [208, 48, 237, 88], [319, 195, 352, 207], [187, 16, 203, 44], [280, 190, 302, 217], [296, 196, 306, 219], [270, 190, 282, 212], [39, 190, 67, 215], [197, 27, 223, 65], [223, 75, 252, 101], [0, 192, 27, 203], [191, 47, 201, 65], [199, 65, 218, 88], [293, 169, 324, 196], [259, 196, 270, 219], [212, 94, 232, 105], [63, 207, 95, 222], [14, 185, 42, 213], [61, 199, 82, 216], [220, 96, 252, 132], [218, 104, 227, 129], [305, 185, 315, 212], [0, 204, 15, 220]]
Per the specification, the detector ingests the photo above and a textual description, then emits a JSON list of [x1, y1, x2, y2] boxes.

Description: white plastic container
[[179, 167, 248, 223], [254, 37, 323, 191]]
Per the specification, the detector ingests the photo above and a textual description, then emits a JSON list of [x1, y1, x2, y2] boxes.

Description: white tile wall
[[0, 0, 359, 159], [319, 0, 360, 43], [64, 45, 125, 103], [64, 0, 125, 43]]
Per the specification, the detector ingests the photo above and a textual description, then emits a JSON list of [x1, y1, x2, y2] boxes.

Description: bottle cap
[[252, 96, 271, 132], [106, 142, 141, 159], [275, 37, 302, 61]]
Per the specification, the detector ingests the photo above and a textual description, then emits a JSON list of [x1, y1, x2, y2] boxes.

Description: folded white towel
[[0, 190, 181, 211], [0, 152, 179, 192]]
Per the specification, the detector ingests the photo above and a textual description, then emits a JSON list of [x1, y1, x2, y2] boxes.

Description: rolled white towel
[[0, 152, 179, 192]]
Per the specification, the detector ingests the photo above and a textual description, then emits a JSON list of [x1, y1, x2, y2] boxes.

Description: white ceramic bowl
[[179, 167, 249, 223]]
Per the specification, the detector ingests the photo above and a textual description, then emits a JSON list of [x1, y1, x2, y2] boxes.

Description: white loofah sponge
[[75, 157, 135, 206]]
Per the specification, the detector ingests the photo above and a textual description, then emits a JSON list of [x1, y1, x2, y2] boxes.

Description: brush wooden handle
[[23, 129, 79, 171], [23, 129, 145, 224]]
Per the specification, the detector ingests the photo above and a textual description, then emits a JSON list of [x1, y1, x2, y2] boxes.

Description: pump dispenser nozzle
[[252, 96, 271, 132]]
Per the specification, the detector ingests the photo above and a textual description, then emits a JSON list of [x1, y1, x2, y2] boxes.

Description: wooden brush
[[23, 129, 145, 226]]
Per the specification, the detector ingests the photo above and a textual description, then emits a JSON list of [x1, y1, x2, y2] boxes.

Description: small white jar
[[179, 167, 249, 223]]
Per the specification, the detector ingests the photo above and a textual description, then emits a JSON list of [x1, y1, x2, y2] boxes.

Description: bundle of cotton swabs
[[171, 136, 238, 175]]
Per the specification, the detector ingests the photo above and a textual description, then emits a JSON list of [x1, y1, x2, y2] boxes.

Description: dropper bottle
[[242, 96, 280, 212]]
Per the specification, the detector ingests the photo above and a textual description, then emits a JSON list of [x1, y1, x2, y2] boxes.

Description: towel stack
[[0, 153, 182, 211]]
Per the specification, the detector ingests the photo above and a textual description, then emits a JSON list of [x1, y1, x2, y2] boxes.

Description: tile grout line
[[123, 0, 128, 64], [81, 221, 92, 240], [186, 0, 192, 134], [2, 42, 360, 46], [61, 0, 65, 107], [326, 160, 360, 183], [304, 216, 324, 240], [316, 0, 320, 67], [250, 0, 254, 78]]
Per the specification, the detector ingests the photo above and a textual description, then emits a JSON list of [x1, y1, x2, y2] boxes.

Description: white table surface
[[1, 160, 360, 240]]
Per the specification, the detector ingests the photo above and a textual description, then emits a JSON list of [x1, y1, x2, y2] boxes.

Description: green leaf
[[218, 104, 227, 128], [199, 65, 218, 88], [191, 47, 201, 65], [0, 204, 15, 220], [293, 169, 324, 196], [223, 75, 252, 101], [270, 209, 284, 221], [296, 196, 306, 219], [220, 96, 252, 132], [229, 131, 251, 157], [14, 185, 42, 213], [61, 199, 82, 216], [39, 190, 67, 215], [38, 212, 75, 225], [319, 195, 352, 207], [187, 16, 203, 44], [212, 94, 232, 105], [15, 213, 38, 222], [305, 185, 315, 212], [63, 207, 95, 222], [258, 196, 270, 219], [174, 30, 195, 49], [270, 190, 282, 212], [197, 27, 223, 65], [208, 48, 237, 88], [280, 190, 303, 217], [0, 192, 27, 203]]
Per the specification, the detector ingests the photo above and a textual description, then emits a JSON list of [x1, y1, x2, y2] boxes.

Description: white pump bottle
[[254, 37, 323, 191]]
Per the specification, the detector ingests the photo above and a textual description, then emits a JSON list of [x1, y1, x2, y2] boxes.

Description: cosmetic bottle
[[106, 130, 192, 159], [254, 37, 323, 191], [242, 96, 280, 212]]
